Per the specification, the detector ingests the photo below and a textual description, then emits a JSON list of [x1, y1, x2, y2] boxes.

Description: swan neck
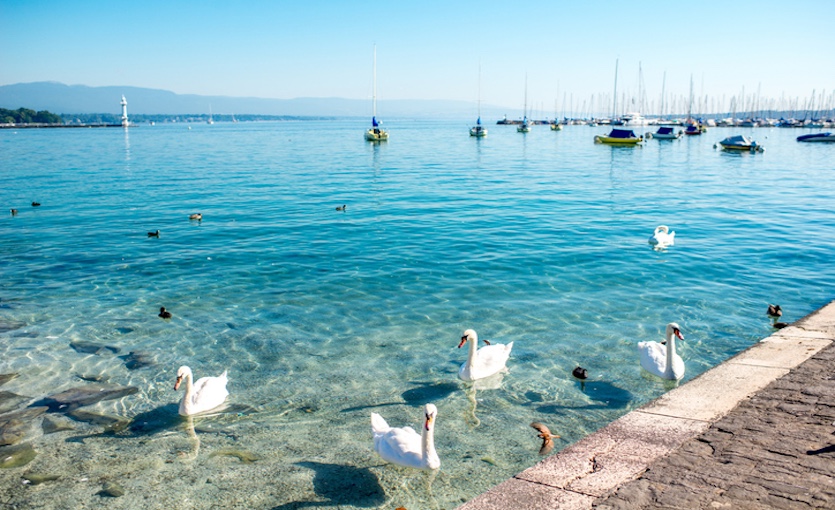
[[665, 331, 677, 375], [466, 336, 478, 367], [181, 371, 194, 410], [422, 423, 437, 466]]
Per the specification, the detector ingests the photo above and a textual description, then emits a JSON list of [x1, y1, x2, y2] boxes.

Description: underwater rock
[[0, 418, 32, 446], [120, 351, 155, 370], [0, 443, 36, 468], [0, 321, 25, 333], [0, 373, 19, 387], [0, 407, 46, 446], [39, 384, 139, 412], [22, 472, 60, 485], [209, 448, 260, 463], [69, 341, 120, 355], [98, 481, 125, 497], [0, 391, 28, 414], [41, 415, 75, 434], [76, 373, 109, 383], [67, 410, 130, 432]]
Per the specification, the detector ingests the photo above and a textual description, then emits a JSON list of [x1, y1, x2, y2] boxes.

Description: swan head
[[174, 366, 192, 390], [655, 225, 669, 235], [666, 323, 684, 341], [458, 329, 477, 348], [424, 403, 438, 431]]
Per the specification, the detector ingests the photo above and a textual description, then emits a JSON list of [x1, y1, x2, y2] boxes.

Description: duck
[[638, 322, 685, 380], [147, 230, 160, 237], [10, 209, 18, 216], [572, 366, 588, 380], [158, 307, 172, 319], [767, 304, 782, 318], [530, 422, 559, 455], [174, 366, 229, 416], [648, 225, 675, 248], [458, 329, 513, 382], [31, 202, 41, 207], [371, 403, 440, 470], [189, 213, 202, 221], [335, 205, 346, 211]]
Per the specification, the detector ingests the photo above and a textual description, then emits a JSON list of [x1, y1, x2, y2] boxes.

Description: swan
[[174, 366, 229, 416], [458, 329, 513, 381], [371, 403, 440, 470], [648, 225, 675, 248], [638, 323, 685, 380]]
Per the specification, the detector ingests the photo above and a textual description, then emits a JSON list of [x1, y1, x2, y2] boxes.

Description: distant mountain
[[0, 82, 519, 120]]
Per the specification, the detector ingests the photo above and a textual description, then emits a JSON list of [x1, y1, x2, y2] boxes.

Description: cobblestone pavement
[[593, 341, 835, 510]]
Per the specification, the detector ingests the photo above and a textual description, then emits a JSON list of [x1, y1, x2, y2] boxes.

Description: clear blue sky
[[2, 0, 833, 113]]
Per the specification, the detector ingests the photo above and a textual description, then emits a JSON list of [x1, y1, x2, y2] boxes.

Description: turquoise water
[[1, 120, 834, 508]]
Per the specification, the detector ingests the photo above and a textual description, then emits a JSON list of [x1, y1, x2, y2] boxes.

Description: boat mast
[[660, 71, 666, 120], [372, 45, 377, 121], [612, 58, 619, 119]]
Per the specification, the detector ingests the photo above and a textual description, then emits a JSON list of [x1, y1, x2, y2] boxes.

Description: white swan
[[638, 323, 685, 380], [371, 403, 440, 470], [458, 329, 513, 381], [174, 366, 229, 416], [648, 225, 675, 248]]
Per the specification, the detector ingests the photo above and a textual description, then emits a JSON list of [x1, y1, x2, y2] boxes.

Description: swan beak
[[174, 376, 183, 390], [674, 328, 684, 340], [458, 336, 467, 348], [425, 413, 435, 431]]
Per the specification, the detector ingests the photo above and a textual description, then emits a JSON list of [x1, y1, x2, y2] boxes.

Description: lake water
[[1, 120, 834, 509]]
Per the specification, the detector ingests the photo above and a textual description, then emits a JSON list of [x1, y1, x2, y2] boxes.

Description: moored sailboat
[[470, 64, 487, 137], [365, 45, 388, 142]]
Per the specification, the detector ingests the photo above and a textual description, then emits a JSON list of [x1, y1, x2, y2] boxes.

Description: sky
[[2, 0, 833, 114]]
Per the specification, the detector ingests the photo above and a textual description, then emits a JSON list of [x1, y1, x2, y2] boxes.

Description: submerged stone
[[69, 341, 120, 355], [120, 351, 155, 370], [68, 409, 130, 432], [209, 448, 260, 463], [40, 384, 138, 411], [22, 472, 60, 485], [0, 373, 19, 387], [76, 373, 109, 383], [98, 481, 125, 497], [0, 391, 28, 414], [0, 443, 36, 468], [0, 321, 25, 333], [41, 415, 75, 434], [0, 419, 28, 446]]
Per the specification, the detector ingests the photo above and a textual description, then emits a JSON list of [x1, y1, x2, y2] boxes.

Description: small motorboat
[[715, 135, 764, 152], [594, 128, 642, 145], [684, 123, 703, 136], [646, 126, 682, 140], [797, 132, 835, 143]]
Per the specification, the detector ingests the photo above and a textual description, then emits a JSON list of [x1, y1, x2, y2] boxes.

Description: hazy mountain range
[[0, 82, 520, 120]]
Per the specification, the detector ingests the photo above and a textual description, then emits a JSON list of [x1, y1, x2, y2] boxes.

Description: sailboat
[[517, 74, 531, 133], [207, 104, 214, 125], [551, 99, 562, 131], [470, 64, 487, 137], [365, 45, 388, 142]]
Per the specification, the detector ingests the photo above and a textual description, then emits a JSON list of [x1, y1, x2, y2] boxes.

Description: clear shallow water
[[1, 120, 834, 508]]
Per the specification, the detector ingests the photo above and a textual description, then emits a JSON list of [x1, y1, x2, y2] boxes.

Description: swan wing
[[373, 425, 423, 468], [638, 341, 667, 377], [189, 372, 229, 412], [470, 342, 513, 379], [371, 413, 390, 435]]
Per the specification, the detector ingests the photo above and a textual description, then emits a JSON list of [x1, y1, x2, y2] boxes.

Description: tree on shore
[[1, 107, 63, 124]]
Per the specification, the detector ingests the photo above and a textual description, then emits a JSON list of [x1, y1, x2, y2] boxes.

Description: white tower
[[120, 95, 129, 127]]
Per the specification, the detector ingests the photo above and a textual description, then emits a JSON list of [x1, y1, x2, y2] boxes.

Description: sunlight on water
[[1, 120, 834, 508]]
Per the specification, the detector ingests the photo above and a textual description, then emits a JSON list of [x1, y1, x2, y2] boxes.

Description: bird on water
[[530, 422, 559, 455], [158, 307, 172, 319], [147, 230, 160, 237]]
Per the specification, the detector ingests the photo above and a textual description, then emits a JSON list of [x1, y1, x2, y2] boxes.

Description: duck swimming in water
[[158, 307, 172, 319], [767, 304, 782, 318], [335, 205, 346, 211], [189, 213, 202, 221], [572, 366, 588, 380], [147, 230, 160, 237]]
